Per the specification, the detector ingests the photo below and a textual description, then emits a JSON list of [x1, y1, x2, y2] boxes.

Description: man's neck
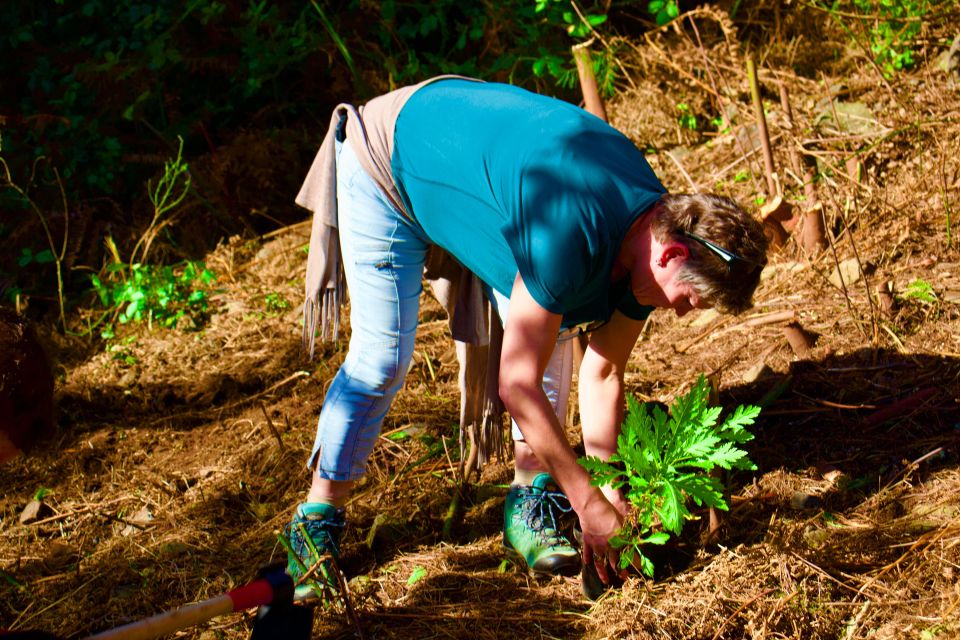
[[612, 213, 652, 281]]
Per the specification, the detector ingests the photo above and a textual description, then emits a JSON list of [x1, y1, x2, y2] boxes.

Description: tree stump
[[0, 307, 55, 461]]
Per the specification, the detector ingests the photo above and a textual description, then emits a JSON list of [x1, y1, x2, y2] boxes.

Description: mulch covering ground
[[2, 3, 960, 639]]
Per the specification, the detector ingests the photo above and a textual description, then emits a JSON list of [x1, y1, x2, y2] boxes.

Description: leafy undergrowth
[[3, 4, 960, 640]]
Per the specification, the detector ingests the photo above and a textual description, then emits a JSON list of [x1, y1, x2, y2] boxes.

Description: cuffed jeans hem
[[306, 440, 375, 481], [312, 467, 364, 482]]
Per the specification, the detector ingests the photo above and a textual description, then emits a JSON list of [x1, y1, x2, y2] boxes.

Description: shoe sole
[[502, 543, 580, 579]]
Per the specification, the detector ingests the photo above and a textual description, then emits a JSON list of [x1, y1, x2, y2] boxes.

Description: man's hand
[[579, 491, 628, 585], [600, 483, 630, 518]]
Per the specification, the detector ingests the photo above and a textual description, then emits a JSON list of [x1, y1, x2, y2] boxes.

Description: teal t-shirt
[[392, 79, 665, 328]]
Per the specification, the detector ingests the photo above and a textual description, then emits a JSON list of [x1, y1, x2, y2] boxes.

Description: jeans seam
[[316, 140, 424, 481], [336, 215, 406, 481], [341, 359, 385, 479]]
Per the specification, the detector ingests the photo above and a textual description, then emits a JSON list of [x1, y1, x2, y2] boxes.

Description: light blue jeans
[[311, 141, 575, 480], [310, 140, 430, 480]]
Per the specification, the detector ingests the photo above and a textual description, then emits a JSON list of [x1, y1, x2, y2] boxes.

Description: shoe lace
[[516, 486, 573, 549], [288, 514, 345, 563]]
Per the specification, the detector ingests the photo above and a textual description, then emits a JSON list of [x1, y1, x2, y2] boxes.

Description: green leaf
[[406, 566, 427, 586], [710, 442, 756, 471], [639, 553, 655, 577], [641, 531, 670, 545], [675, 473, 726, 509], [122, 299, 141, 322], [902, 278, 937, 304], [718, 404, 760, 440], [658, 482, 684, 533]]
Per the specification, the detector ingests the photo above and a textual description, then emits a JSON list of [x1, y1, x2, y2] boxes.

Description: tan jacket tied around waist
[[295, 76, 506, 470]]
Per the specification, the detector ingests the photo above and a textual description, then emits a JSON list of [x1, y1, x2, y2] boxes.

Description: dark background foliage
[[0, 0, 663, 321]]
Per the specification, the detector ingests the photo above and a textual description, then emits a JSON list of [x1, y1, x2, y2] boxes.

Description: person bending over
[[289, 77, 768, 591]]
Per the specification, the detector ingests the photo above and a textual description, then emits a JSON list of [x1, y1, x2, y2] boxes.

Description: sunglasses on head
[[681, 230, 763, 277]]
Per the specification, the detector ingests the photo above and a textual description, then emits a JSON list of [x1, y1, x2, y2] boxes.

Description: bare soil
[[2, 5, 960, 639]]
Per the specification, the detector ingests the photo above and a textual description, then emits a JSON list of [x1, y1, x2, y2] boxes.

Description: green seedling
[[17, 247, 55, 267], [676, 103, 697, 131], [822, 0, 931, 78], [262, 292, 291, 315], [900, 278, 937, 305], [129, 136, 191, 268], [710, 115, 731, 135], [406, 566, 428, 586], [579, 375, 760, 576]]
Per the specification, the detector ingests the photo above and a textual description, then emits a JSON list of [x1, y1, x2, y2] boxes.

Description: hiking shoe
[[503, 473, 580, 577], [285, 503, 346, 590]]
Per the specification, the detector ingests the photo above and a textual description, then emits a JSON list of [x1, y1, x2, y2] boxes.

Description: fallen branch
[[742, 309, 797, 327], [259, 402, 286, 452], [747, 57, 792, 247], [783, 321, 817, 358], [863, 387, 938, 427]]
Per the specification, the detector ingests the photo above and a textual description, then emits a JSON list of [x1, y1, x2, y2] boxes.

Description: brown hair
[[650, 193, 769, 314]]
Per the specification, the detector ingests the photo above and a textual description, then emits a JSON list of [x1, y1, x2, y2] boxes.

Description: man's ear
[[656, 242, 690, 268]]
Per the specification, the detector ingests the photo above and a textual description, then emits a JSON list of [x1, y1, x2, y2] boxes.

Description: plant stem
[[0, 157, 68, 330], [746, 57, 777, 197], [572, 40, 607, 121]]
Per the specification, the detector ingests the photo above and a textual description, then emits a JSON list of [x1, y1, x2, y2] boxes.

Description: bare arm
[[579, 310, 645, 515], [498, 274, 624, 580], [580, 310, 645, 458]]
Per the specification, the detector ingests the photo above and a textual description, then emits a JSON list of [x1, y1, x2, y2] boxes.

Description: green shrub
[[91, 260, 216, 333], [579, 375, 760, 576], [821, 0, 936, 77]]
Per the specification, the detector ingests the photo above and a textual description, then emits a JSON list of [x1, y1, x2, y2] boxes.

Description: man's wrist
[[568, 481, 608, 516]]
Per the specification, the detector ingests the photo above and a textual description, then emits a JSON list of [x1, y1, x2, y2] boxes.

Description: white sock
[[512, 467, 542, 486]]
